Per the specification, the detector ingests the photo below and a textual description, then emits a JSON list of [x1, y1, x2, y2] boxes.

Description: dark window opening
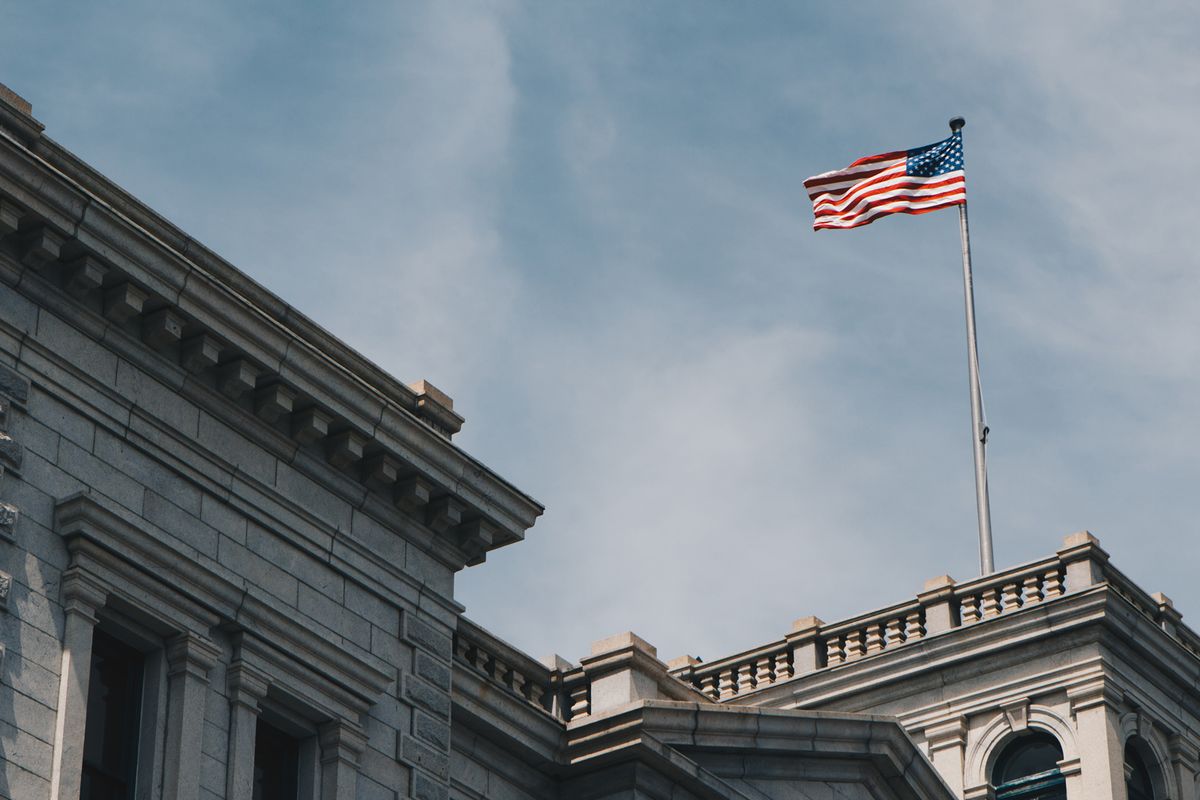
[[81, 629, 145, 800], [1126, 741, 1157, 800], [992, 732, 1066, 800], [253, 718, 301, 800]]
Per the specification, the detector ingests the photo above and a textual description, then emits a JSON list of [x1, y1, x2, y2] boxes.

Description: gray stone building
[[0, 84, 1195, 800]]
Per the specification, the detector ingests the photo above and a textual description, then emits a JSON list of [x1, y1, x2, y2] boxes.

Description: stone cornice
[[0, 127, 542, 561], [564, 702, 954, 800]]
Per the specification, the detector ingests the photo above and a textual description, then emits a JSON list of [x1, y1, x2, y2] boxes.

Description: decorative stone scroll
[[0, 365, 29, 540]]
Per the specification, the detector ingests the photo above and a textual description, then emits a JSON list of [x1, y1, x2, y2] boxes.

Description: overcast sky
[[5, 2, 1199, 666]]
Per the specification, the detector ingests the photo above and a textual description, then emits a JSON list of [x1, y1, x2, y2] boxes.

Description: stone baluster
[[844, 630, 864, 660], [471, 645, 489, 674], [700, 673, 718, 701], [960, 594, 981, 624], [1023, 574, 1044, 605], [885, 616, 905, 647], [737, 662, 754, 694], [454, 636, 471, 662], [905, 612, 924, 640], [568, 682, 590, 719], [755, 656, 773, 687], [719, 668, 736, 699], [1043, 568, 1064, 598], [773, 651, 793, 681], [826, 636, 845, 666], [1001, 583, 1022, 613], [981, 588, 1001, 618], [510, 668, 528, 698], [865, 623, 884, 653]]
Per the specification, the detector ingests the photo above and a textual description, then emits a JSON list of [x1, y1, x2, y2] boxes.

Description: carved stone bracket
[[0, 364, 29, 540], [0, 569, 11, 611]]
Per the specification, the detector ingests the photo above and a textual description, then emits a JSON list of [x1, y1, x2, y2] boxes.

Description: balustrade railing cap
[[922, 574, 956, 592], [590, 631, 657, 659], [788, 615, 825, 635], [1057, 530, 1110, 568], [540, 653, 575, 671], [1060, 530, 1101, 550], [1151, 591, 1173, 606], [666, 655, 701, 670]]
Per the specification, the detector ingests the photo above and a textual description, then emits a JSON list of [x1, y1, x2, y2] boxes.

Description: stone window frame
[[225, 630, 370, 800], [962, 704, 1081, 798], [53, 491, 393, 800], [50, 537, 221, 800], [1119, 711, 1177, 800], [89, 607, 174, 800]]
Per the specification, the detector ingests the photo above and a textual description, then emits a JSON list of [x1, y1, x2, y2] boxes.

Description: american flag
[[804, 132, 966, 230]]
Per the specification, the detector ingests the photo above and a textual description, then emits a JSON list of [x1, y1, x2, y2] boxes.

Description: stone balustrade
[[952, 556, 1064, 625], [672, 532, 1200, 703], [460, 533, 1200, 717], [453, 617, 556, 715]]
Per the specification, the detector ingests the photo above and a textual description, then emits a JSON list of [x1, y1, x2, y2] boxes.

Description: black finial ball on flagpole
[[949, 116, 966, 132]]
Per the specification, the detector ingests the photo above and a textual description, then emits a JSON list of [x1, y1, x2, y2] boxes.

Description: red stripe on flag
[[848, 150, 907, 167], [814, 183, 966, 224], [813, 175, 965, 219], [813, 194, 965, 230]]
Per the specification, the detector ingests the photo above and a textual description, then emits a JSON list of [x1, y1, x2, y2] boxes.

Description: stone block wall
[[0, 237, 507, 798]]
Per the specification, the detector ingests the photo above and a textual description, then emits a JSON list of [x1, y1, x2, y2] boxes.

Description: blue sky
[[5, 2, 1199, 665]]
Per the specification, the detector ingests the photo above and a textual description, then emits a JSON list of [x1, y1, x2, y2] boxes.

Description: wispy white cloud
[[8, 2, 1200, 665]]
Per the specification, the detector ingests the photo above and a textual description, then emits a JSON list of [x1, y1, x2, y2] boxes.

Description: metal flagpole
[[949, 116, 995, 575]]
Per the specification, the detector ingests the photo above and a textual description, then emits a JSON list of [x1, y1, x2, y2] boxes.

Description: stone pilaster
[[1169, 734, 1199, 800], [319, 720, 367, 800], [162, 632, 221, 800], [1068, 679, 1128, 800], [225, 661, 269, 800], [49, 569, 107, 800], [925, 717, 968, 796], [0, 364, 29, 541]]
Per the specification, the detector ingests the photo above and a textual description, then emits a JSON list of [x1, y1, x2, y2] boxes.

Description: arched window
[[1125, 740, 1157, 800], [991, 731, 1066, 799]]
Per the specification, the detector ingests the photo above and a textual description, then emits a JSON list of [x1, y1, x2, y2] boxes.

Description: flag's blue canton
[[906, 132, 965, 178]]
